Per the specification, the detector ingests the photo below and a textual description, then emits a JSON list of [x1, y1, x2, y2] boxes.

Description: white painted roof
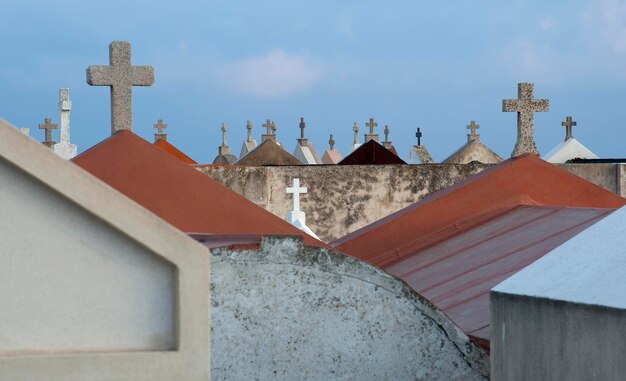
[[293, 144, 319, 164], [493, 205, 626, 309], [543, 137, 598, 163]]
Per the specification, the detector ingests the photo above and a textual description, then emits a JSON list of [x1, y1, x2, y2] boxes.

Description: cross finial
[[261, 119, 275, 142], [58, 88, 72, 144], [221, 122, 229, 147], [561, 116, 577, 141], [271, 121, 277, 135], [154, 119, 167, 141], [352, 122, 360, 144], [366, 118, 378, 134], [416, 128, 423, 146], [329, 134, 335, 150], [86, 41, 155, 135], [466, 120, 480, 143], [286, 178, 307, 212], [384, 125, 390, 143], [39, 117, 58, 147], [246, 120, 253, 141], [299, 117, 306, 139], [263, 119, 272, 135], [502, 82, 549, 156]]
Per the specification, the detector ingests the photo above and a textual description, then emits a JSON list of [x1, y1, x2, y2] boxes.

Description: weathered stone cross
[[562, 116, 577, 141], [366, 118, 378, 134], [154, 119, 167, 141], [416, 128, 422, 146], [286, 178, 307, 212], [502, 82, 549, 156], [87, 41, 155, 134], [261, 119, 274, 142], [58, 88, 71, 144], [329, 134, 335, 150], [384, 125, 390, 143], [352, 122, 360, 144], [271, 121, 277, 135], [39, 118, 58, 147], [299, 117, 306, 139], [467, 120, 480, 142], [246, 120, 253, 141], [221, 122, 229, 147]]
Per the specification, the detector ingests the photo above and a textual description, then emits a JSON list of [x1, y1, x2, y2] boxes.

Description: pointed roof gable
[[407, 145, 434, 164], [73, 131, 323, 247], [543, 137, 599, 163], [154, 138, 198, 164], [332, 155, 626, 349], [338, 139, 406, 165], [235, 139, 301, 166], [321, 149, 342, 164], [443, 139, 502, 164]]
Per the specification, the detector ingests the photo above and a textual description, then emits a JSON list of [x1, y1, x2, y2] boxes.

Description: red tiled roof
[[332, 154, 626, 349], [72, 131, 326, 248], [154, 138, 198, 164], [338, 139, 406, 165]]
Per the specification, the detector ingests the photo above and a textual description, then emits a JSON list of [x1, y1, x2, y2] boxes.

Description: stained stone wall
[[196, 162, 626, 243], [210, 236, 489, 380]]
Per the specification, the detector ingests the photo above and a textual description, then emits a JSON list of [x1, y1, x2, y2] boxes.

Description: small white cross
[[286, 178, 307, 212]]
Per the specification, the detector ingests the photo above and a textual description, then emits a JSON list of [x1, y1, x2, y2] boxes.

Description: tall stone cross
[[298, 117, 308, 146], [87, 41, 155, 134], [39, 118, 58, 148], [329, 134, 335, 150], [246, 120, 253, 141], [467, 120, 480, 143], [365, 117, 379, 142], [502, 82, 549, 156], [58, 88, 71, 145], [261, 119, 274, 142], [384, 125, 390, 143], [562, 116, 577, 141], [352, 122, 360, 145], [286, 178, 307, 212], [154, 119, 167, 141], [416, 128, 422, 146], [221, 122, 229, 147]]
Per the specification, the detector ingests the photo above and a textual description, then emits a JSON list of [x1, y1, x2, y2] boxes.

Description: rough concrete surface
[[197, 162, 626, 242], [491, 292, 626, 381], [211, 236, 489, 380], [197, 163, 491, 242]]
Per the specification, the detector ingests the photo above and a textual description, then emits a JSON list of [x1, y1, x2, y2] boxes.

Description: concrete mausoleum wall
[[197, 162, 626, 242], [209, 236, 490, 380], [491, 292, 626, 381]]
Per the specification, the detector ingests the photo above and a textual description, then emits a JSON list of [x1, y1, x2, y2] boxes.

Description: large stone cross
[[39, 118, 58, 147], [366, 118, 378, 134], [286, 178, 307, 212], [87, 41, 155, 134], [562, 116, 577, 141], [416, 128, 422, 146], [503, 82, 549, 156], [154, 119, 167, 141]]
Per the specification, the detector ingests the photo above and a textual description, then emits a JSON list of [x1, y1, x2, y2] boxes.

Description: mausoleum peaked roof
[[73, 130, 324, 247], [235, 139, 301, 166], [543, 137, 598, 163], [443, 139, 502, 164], [332, 154, 626, 349], [153, 138, 198, 164], [338, 139, 406, 165]]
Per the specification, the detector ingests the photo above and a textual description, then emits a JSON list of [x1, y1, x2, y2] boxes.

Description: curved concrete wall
[[210, 237, 489, 380]]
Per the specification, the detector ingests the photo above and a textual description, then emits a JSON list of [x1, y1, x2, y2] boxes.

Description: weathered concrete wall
[[211, 236, 489, 380], [491, 292, 626, 381], [197, 164, 490, 242], [197, 162, 626, 242]]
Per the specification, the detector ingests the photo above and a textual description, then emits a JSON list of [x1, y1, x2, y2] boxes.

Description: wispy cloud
[[583, 0, 626, 52], [215, 50, 322, 98]]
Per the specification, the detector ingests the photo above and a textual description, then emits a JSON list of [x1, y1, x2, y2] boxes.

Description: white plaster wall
[[0, 157, 176, 354], [210, 237, 489, 380]]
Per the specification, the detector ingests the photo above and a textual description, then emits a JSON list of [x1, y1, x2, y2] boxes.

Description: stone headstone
[[87, 41, 155, 135], [502, 83, 549, 156]]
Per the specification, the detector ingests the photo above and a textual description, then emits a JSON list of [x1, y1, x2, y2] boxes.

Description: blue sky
[[1, 0, 626, 162]]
